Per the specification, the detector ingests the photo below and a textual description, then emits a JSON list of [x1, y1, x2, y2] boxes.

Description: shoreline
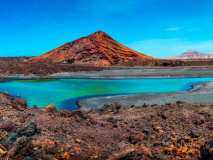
[[77, 81, 213, 110]]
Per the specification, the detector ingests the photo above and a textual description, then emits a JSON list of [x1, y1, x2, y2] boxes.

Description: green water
[[0, 78, 212, 110]]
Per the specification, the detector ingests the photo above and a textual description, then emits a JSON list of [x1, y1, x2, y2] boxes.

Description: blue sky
[[0, 0, 213, 58]]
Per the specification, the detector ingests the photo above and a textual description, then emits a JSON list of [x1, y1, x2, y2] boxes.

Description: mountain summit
[[165, 50, 213, 59], [29, 31, 155, 66]]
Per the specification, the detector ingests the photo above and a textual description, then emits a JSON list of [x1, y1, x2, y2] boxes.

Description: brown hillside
[[28, 31, 155, 66]]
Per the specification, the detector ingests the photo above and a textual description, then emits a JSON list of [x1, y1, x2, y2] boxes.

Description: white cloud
[[126, 39, 213, 58], [166, 27, 181, 31]]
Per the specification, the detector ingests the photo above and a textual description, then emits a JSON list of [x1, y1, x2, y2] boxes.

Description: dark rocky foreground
[[0, 92, 213, 159]]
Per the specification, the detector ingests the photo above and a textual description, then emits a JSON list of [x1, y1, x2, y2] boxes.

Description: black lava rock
[[18, 122, 40, 137]]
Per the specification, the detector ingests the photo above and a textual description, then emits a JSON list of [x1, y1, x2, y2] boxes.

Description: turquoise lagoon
[[0, 77, 212, 110]]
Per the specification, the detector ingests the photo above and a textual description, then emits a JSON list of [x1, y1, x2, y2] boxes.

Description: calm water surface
[[0, 78, 212, 110]]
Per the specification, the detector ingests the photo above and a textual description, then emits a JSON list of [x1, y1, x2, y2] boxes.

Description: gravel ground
[[1, 66, 213, 80]]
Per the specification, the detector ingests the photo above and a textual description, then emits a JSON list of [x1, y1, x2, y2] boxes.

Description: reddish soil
[[0, 92, 212, 159], [0, 57, 105, 76], [28, 31, 155, 66]]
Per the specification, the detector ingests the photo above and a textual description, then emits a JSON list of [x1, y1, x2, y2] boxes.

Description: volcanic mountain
[[165, 50, 213, 59], [29, 31, 155, 66]]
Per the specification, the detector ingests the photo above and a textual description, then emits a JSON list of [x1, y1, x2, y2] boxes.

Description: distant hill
[[165, 50, 213, 59], [29, 31, 155, 66]]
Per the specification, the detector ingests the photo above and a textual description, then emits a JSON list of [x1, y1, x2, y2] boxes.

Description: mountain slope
[[165, 50, 213, 59], [29, 31, 155, 66]]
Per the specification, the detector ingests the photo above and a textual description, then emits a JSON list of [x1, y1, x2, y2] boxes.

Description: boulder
[[111, 102, 121, 113], [59, 109, 72, 117], [12, 98, 28, 111], [0, 119, 16, 132], [190, 128, 202, 138], [33, 105, 39, 109], [99, 102, 121, 114], [44, 103, 56, 113], [71, 110, 89, 119], [18, 122, 40, 137], [99, 104, 111, 114], [10, 136, 33, 157], [0, 93, 12, 104], [3, 91, 9, 95]]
